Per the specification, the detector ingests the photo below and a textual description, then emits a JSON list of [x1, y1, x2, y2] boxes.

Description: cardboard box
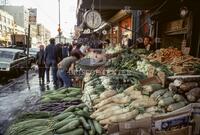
[[110, 129, 150, 135], [153, 111, 192, 131], [108, 123, 119, 134], [119, 117, 152, 131], [191, 103, 200, 135], [154, 126, 192, 135]]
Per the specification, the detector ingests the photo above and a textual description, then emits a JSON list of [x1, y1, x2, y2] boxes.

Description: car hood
[[0, 58, 12, 63]]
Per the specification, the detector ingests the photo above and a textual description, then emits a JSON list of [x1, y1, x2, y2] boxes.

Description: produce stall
[[5, 47, 200, 135]]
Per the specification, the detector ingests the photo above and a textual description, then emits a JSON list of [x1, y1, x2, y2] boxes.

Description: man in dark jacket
[[36, 45, 45, 83], [44, 38, 58, 85], [62, 43, 69, 59]]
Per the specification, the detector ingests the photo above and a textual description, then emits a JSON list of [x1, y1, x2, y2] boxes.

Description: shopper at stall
[[44, 38, 59, 85], [62, 43, 69, 59], [72, 43, 85, 58], [57, 51, 81, 88], [36, 45, 45, 83], [138, 36, 155, 51]]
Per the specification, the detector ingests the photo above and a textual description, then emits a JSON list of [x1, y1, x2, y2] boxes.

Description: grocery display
[[5, 47, 200, 135]]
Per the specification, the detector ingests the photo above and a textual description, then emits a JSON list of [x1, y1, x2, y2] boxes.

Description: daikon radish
[[130, 97, 157, 108], [94, 103, 119, 113], [99, 90, 117, 100], [96, 107, 131, 121]]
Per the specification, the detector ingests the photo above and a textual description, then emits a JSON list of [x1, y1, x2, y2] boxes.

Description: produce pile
[[147, 48, 183, 64], [82, 71, 146, 108], [6, 87, 105, 135], [105, 51, 141, 70], [168, 75, 200, 103], [170, 55, 200, 74], [136, 59, 173, 76], [89, 83, 188, 127]]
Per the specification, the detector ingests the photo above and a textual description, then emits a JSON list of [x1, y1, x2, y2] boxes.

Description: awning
[[79, 0, 165, 10]]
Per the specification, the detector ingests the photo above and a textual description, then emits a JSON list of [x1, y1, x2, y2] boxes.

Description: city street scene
[[0, 0, 200, 135]]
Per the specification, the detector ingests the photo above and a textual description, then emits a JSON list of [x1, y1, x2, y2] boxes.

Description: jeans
[[57, 69, 71, 88], [45, 60, 57, 84]]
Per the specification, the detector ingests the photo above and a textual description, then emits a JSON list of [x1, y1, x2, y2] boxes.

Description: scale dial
[[85, 10, 102, 29]]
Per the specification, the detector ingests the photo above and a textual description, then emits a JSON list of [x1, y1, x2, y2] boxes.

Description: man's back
[[45, 44, 57, 61]]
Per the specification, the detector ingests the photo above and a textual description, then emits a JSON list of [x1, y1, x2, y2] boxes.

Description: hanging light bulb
[[180, 7, 189, 18]]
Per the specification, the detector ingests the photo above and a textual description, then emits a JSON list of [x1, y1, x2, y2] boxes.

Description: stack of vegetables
[[105, 51, 141, 70], [6, 87, 106, 135], [136, 59, 174, 76], [170, 55, 200, 74], [35, 87, 82, 115], [82, 71, 146, 108], [6, 104, 105, 135], [53, 104, 104, 135], [168, 75, 200, 103], [147, 48, 183, 64], [89, 83, 188, 128]]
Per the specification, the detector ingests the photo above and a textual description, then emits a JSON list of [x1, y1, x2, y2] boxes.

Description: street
[[0, 70, 55, 134]]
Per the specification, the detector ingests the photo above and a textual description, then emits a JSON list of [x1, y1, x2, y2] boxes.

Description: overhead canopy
[[78, 0, 165, 10]]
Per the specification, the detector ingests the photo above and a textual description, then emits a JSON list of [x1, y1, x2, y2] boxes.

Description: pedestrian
[[44, 38, 59, 85], [36, 45, 45, 83], [62, 43, 69, 59], [72, 43, 85, 58], [57, 51, 81, 88], [56, 43, 63, 62], [68, 44, 73, 56]]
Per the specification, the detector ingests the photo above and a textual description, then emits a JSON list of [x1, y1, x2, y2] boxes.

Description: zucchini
[[56, 119, 80, 134], [53, 118, 79, 130], [167, 102, 186, 112], [67, 90, 81, 96], [58, 128, 84, 135], [64, 106, 77, 112], [158, 97, 175, 107], [63, 97, 80, 102], [54, 112, 74, 121], [80, 117, 90, 130], [93, 120, 102, 135], [76, 103, 87, 109], [19, 126, 49, 135], [75, 110, 90, 118], [88, 119, 95, 135]]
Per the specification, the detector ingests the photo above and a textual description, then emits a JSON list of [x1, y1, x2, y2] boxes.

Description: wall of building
[[0, 9, 14, 45], [0, 6, 29, 31]]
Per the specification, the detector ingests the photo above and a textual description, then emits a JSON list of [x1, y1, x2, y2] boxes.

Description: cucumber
[[67, 91, 81, 97], [56, 119, 80, 134], [80, 117, 90, 130], [53, 118, 79, 130], [93, 120, 102, 135], [64, 106, 77, 112], [76, 103, 87, 108], [63, 97, 80, 102], [59, 128, 84, 135], [54, 112, 74, 121], [75, 110, 90, 118], [83, 106, 89, 113], [88, 119, 95, 135]]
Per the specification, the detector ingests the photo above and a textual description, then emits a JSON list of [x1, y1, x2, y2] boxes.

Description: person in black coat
[[36, 45, 45, 82]]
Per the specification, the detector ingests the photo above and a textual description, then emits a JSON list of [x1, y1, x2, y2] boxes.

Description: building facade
[[0, 9, 14, 45], [37, 24, 51, 45], [0, 6, 29, 32]]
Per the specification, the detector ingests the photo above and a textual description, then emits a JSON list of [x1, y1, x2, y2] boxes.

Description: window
[[0, 25, 2, 30]]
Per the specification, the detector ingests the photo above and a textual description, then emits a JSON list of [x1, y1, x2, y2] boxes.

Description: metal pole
[[26, 24, 30, 80], [58, 0, 61, 43]]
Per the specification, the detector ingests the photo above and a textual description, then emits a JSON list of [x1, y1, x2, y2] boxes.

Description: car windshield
[[29, 48, 39, 52], [0, 50, 14, 60]]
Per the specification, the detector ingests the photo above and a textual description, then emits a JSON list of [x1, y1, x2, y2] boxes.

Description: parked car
[[26, 48, 39, 63], [0, 48, 34, 76]]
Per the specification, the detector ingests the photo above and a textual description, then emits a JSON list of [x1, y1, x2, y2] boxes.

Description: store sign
[[29, 8, 37, 25], [83, 29, 91, 34]]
